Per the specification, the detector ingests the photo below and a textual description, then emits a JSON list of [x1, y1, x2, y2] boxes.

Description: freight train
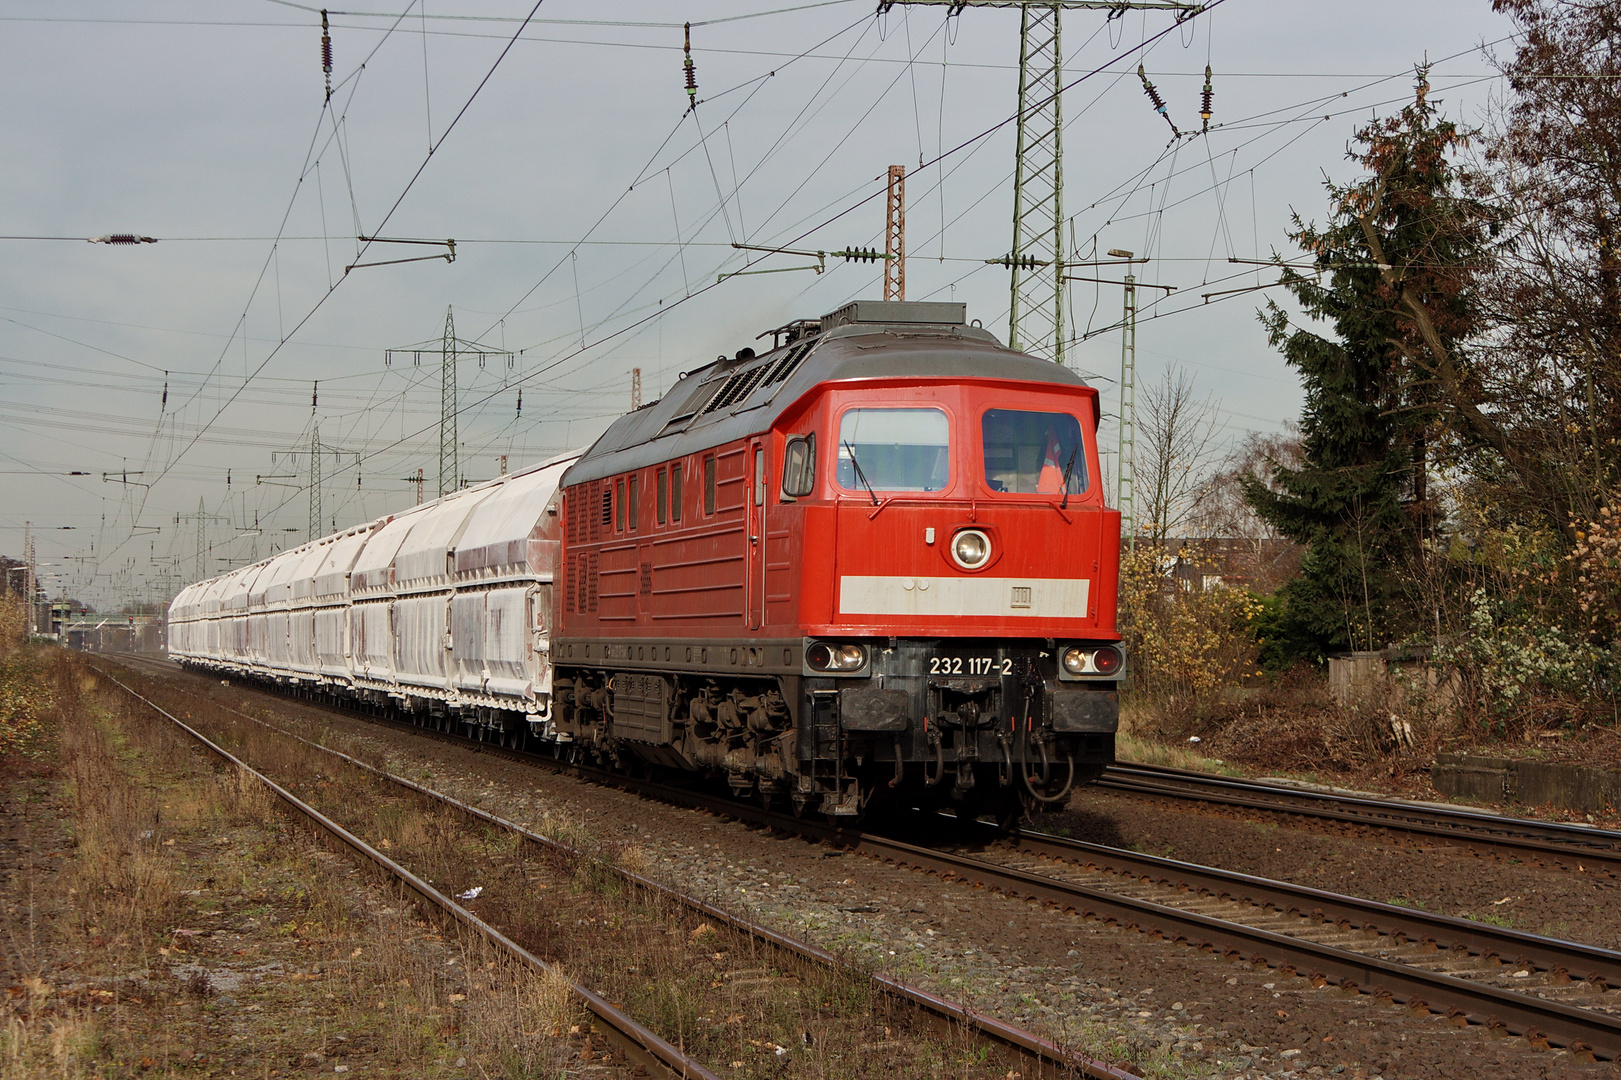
[[169, 300, 1123, 823]]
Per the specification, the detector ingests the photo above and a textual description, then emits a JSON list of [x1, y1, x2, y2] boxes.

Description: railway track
[[105, 654, 1621, 1062], [95, 669, 722, 1080], [1096, 762, 1621, 878], [96, 657, 1139, 1080]]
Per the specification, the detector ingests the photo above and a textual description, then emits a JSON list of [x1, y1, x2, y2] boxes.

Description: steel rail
[[992, 825, 1621, 988], [840, 829, 1620, 1061], [110, 657, 1621, 1060], [371, 731, 1621, 1061], [97, 658, 1139, 1080], [1097, 763, 1621, 876], [99, 672, 725, 1080]]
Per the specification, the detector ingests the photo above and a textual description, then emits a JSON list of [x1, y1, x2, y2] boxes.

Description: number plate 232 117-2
[[928, 656, 1013, 677]]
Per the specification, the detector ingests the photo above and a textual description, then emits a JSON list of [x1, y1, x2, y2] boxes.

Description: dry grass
[[136, 673, 1052, 1078], [0, 656, 599, 1076], [1116, 698, 1243, 776], [0, 978, 98, 1080]]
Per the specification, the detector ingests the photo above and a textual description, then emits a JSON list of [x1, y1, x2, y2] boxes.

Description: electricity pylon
[[386, 308, 514, 497], [878, 1, 1201, 365], [439, 308, 457, 497], [309, 424, 323, 541], [304, 427, 359, 541], [885, 164, 906, 301], [176, 500, 230, 583]]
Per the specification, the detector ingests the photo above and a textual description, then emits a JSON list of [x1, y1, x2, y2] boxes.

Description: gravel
[[139, 666, 1621, 1079]]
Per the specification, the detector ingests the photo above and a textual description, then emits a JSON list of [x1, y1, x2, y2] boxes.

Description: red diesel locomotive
[[551, 299, 1122, 822]]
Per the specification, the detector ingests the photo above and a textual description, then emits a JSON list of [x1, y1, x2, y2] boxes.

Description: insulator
[[1139, 64, 1167, 114], [321, 10, 333, 101], [1200, 65, 1214, 125], [683, 22, 697, 106], [516, 388, 522, 416], [312, 382, 319, 408]]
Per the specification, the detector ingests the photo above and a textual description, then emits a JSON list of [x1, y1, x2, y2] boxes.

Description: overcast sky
[[0, 0, 1517, 609]]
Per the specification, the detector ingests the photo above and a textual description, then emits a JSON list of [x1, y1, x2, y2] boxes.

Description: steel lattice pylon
[[1118, 272, 1138, 546], [1009, 4, 1064, 362], [885, 164, 907, 301], [440, 307, 457, 498], [878, 0, 1202, 368], [385, 309, 513, 500], [308, 424, 323, 541]]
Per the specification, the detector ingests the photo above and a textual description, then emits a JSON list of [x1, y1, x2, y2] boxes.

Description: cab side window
[[704, 455, 717, 515], [781, 433, 816, 498]]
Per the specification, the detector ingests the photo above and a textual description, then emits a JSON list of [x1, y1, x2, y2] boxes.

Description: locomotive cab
[[552, 299, 1123, 824], [774, 322, 1121, 820]]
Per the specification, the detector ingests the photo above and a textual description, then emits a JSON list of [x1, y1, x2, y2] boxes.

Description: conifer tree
[[1245, 73, 1491, 656]]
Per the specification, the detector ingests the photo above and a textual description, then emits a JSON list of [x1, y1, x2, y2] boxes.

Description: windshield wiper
[[842, 440, 880, 506], [1058, 443, 1080, 509]]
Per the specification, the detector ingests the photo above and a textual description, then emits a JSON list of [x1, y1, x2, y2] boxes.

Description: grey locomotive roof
[[562, 301, 1091, 486]]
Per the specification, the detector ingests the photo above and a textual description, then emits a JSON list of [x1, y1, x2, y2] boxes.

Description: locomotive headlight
[[1062, 645, 1123, 676], [807, 641, 867, 672], [950, 528, 992, 570]]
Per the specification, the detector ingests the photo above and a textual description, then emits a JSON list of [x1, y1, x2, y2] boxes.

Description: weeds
[[141, 672, 1070, 1079]]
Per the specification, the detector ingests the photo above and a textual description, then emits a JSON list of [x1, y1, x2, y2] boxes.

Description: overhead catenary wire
[[13, 2, 1521, 606], [348, 0, 1232, 483]]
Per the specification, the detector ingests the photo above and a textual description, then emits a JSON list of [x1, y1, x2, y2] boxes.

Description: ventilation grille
[[763, 339, 815, 386], [702, 363, 769, 414]]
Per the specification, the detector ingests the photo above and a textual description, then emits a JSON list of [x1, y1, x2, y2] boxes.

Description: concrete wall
[[1432, 752, 1621, 813]]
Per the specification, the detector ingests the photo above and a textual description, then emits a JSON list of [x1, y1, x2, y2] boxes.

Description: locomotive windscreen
[[835, 407, 950, 492], [981, 408, 1088, 495]]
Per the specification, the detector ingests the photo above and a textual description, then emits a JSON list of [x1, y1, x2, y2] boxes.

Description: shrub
[[1118, 545, 1264, 725], [0, 595, 51, 756]]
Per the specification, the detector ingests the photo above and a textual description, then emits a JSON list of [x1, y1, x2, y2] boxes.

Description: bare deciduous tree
[[1136, 368, 1224, 548], [1191, 425, 1304, 540]]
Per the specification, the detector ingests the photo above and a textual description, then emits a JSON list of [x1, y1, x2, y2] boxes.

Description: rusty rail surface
[[995, 824, 1621, 990], [1098, 762, 1621, 877]]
